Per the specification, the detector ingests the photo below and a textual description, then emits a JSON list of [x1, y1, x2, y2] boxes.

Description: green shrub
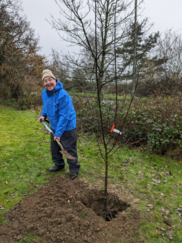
[[4, 98, 16, 106], [2, 94, 42, 110], [135, 77, 182, 97], [74, 96, 182, 154]]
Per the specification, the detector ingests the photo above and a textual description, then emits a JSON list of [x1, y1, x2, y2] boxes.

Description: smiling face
[[43, 77, 57, 91]]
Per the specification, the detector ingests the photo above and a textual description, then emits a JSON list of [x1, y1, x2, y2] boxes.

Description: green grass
[[19, 233, 39, 243], [69, 91, 132, 100], [0, 105, 182, 242], [0, 106, 65, 223], [78, 136, 182, 242], [69, 91, 149, 103]]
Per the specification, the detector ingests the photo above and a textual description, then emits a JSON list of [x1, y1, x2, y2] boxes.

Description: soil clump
[[0, 176, 141, 242]]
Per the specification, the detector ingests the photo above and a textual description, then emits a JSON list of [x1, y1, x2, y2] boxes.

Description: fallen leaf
[[147, 204, 154, 210], [177, 207, 182, 211], [133, 199, 140, 203], [176, 212, 181, 216], [160, 228, 166, 232], [145, 209, 150, 213], [137, 171, 145, 174], [0, 205, 4, 210], [165, 210, 171, 215], [160, 207, 166, 213], [152, 178, 160, 183], [6, 181, 8, 184], [163, 216, 172, 226], [166, 230, 174, 240]]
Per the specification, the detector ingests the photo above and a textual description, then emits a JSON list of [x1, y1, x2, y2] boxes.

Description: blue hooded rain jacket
[[41, 81, 76, 138]]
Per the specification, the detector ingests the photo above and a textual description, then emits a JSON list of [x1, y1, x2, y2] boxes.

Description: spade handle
[[55, 139, 64, 150], [40, 119, 64, 151]]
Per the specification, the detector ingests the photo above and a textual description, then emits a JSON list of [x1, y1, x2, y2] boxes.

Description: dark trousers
[[50, 128, 80, 174]]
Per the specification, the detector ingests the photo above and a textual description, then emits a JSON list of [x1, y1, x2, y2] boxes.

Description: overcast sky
[[21, 0, 182, 58]]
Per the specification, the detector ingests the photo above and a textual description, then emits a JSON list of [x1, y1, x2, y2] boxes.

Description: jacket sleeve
[[55, 93, 72, 137], [41, 92, 47, 118], [41, 104, 47, 118]]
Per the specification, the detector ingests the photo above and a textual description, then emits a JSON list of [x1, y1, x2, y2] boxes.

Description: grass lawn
[[69, 91, 132, 100], [0, 105, 182, 242]]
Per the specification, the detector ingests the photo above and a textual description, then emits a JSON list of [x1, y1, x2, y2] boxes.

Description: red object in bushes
[[110, 124, 115, 133]]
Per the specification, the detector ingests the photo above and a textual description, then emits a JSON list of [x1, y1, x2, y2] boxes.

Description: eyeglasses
[[43, 78, 53, 83]]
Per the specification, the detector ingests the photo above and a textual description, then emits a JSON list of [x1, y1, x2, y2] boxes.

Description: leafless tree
[[50, 0, 142, 218], [0, 0, 44, 99], [50, 0, 143, 89], [157, 30, 182, 79]]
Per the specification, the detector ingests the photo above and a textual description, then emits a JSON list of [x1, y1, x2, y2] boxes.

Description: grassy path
[[0, 105, 182, 242], [69, 91, 132, 100]]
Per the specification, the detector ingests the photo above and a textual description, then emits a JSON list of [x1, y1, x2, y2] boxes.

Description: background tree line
[[48, 0, 182, 98], [1, 0, 182, 100], [0, 0, 45, 100]]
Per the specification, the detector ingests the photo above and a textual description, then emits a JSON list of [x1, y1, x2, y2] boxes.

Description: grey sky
[[21, 0, 182, 58]]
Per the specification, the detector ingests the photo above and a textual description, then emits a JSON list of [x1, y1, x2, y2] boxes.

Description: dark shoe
[[49, 165, 65, 172], [70, 172, 78, 180]]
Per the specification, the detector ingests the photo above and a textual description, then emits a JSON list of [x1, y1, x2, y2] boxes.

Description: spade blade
[[59, 150, 75, 160]]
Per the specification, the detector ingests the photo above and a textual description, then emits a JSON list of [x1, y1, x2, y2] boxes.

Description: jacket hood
[[46, 80, 63, 96]]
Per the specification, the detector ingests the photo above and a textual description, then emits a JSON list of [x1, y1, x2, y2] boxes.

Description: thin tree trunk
[[104, 148, 108, 211]]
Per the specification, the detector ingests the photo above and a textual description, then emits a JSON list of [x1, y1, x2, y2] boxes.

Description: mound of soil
[[0, 176, 141, 243]]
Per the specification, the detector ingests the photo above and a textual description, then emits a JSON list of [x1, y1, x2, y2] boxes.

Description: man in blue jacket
[[38, 69, 80, 180]]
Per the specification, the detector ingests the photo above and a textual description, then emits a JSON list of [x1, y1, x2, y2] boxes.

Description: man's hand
[[38, 116, 45, 122], [54, 136, 60, 142]]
